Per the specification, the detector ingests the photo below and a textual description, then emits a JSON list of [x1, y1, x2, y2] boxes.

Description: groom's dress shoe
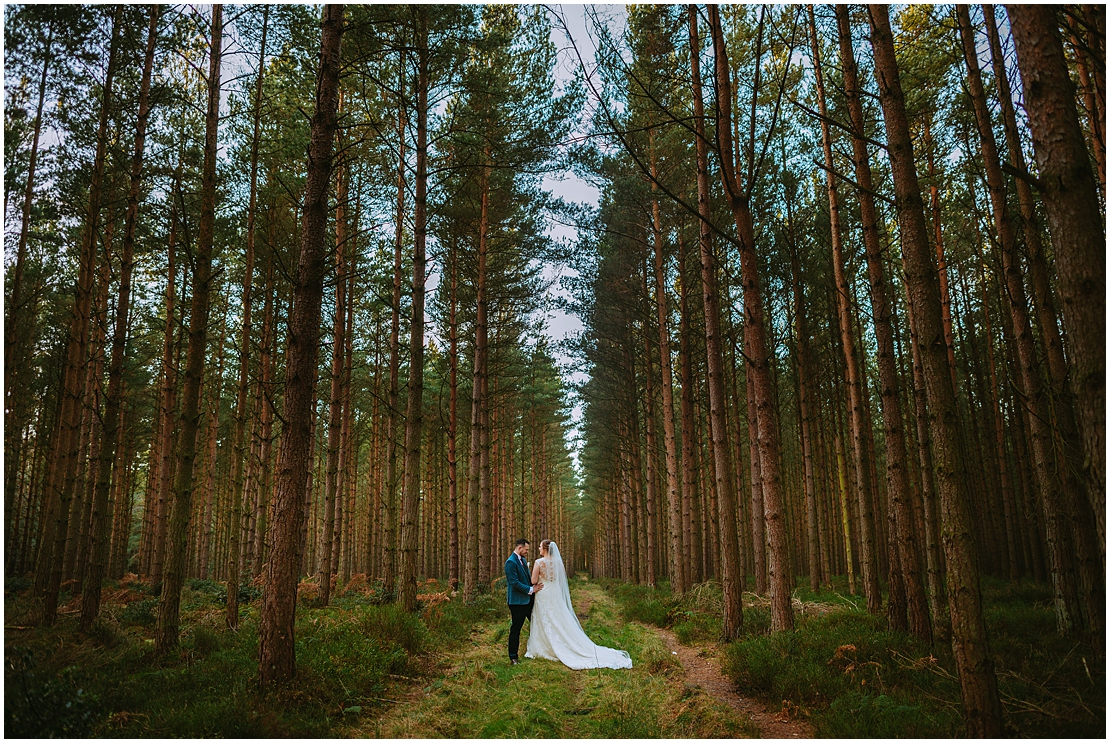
[[510, 658, 519, 665]]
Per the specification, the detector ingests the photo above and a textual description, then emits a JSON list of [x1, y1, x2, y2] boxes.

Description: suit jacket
[[505, 553, 533, 606]]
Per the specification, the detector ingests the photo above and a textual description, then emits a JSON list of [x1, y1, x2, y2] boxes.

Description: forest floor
[[4, 572, 1105, 738], [648, 623, 813, 738], [349, 581, 759, 738]]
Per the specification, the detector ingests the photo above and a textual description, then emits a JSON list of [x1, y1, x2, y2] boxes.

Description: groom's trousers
[[507, 597, 533, 659]]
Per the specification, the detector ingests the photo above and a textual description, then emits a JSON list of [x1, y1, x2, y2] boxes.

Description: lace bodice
[[524, 546, 632, 670], [535, 557, 556, 584]]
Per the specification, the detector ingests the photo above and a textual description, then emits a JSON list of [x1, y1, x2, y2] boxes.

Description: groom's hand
[[534, 582, 544, 592]]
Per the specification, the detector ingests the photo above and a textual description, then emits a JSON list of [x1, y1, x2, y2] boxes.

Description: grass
[[11, 570, 1097, 738], [360, 578, 757, 738], [5, 574, 756, 738], [600, 573, 1105, 738], [4, 575, 499, 737]]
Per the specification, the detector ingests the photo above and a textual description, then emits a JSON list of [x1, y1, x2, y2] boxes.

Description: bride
[[525, 539, 632, 670]]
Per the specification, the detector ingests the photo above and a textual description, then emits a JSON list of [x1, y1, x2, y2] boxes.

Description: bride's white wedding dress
[[525, 542, 632, 670]]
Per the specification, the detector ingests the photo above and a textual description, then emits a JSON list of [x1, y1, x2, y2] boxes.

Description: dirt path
[[354, 583, 763, 738], [648, 625, 814, 739]]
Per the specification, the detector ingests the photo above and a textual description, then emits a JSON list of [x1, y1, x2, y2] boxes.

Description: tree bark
[[227, 3, 269, 629], [833, 4, 930, 641], [639, 269, 659, 587], [868, 5, 1002, 735], [972, 241, 1018, 580], [1006, 4, 1105, 570], [398, 12, 428, 612], [448, 238, 460, 591], [258, 3, 343, 686], [39, 6, 121, 624], [782, 52, 820, 590], [1066, 10, 1106, 195], [383, 47, 406, 594], [822, 8, 881, 615], [746, 366, 766, 594], [466, 156, 491, 598], [678, 233, 697, 589], [317, 141, 347, 608], [5, 18, 55, 545], [708, 4, 793, 633], [690, 5, 744, 638], [648, 137, 679, 593], [81, 4, 160, 632], [151, 167, 187, 585], [963, 5, 1101, 646], [72, 246, 111, 590], [156, 4, 222, 651], [959, 0, 1070, 626]]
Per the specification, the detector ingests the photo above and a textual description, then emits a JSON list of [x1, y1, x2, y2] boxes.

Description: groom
[[505, 538, 543, 665]]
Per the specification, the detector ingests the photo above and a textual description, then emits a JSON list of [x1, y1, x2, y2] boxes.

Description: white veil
[[546, 542, 584, 633], [531, 540, 632, 669]]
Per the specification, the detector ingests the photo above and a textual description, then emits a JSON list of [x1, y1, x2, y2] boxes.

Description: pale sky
[[540, 5, 626, 458]]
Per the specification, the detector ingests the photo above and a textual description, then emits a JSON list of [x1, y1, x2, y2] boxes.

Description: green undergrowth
[[4, 576, 500, 737], [601, 573, 1105, 738], [362, 578, 757, 738]]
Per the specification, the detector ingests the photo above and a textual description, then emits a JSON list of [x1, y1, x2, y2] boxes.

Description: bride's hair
[[540, 539, 552, 555]]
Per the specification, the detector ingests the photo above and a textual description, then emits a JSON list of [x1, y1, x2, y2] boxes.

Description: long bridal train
[[525, 542, 632, 670]]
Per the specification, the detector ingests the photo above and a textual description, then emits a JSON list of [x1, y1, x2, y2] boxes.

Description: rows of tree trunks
[[3, 3, 1103, 734], [5, 4, 581, 685], [575, 5, 1103, 737]]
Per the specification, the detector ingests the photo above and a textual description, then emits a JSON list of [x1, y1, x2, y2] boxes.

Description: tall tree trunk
[[961, 5, 1101, 646], [227, 3, 269, 629], [382, 48, 407, 595], [648, 138, 678, 593], [448, 238, 460, 591], [250, 248, 278, 580], [5, 19, 55, 547], [833, 424, 856, 594], [152, 168, 188, 585], [983, 5, 1070, 571], [822, 8, 881, 615], [317, 140, 347, 607], [782, 75, 819, 591], [195, 319, 225, 580], [1066, 11, 1106, 195], [258, 3, 343, 686], [867, 5, 1002, 735], [156, 4, 222, 651], [192, 290, 227, 579], [139, 181, 176, 579], [923, 120, 959, 392], [466, 158, 491, 598], [1006, 4, 1105, 570], [639, 269, 659, 587], [479, 363, 493, 586], [338, 296, 354, 584], [746, 366, 767, 593], [832, 4, 930, 641], [80, 4, 160, 632], [972, 241, 1019, 581], [678, 233, 696, 590], [708, 4, 793, 633], [39, 7, 121, 624], [690, 5, 743, 638], [398, 13, 428, 613], [72, 247, 111, 591], [902, 257, 945, 619]]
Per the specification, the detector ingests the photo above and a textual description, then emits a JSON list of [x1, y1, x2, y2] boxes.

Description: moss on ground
[[599, 574, 1106, 738], [357, 579, 757, 738]]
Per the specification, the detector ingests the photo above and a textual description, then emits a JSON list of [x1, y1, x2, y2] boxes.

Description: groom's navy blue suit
[[505, 552, 534, 661]]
